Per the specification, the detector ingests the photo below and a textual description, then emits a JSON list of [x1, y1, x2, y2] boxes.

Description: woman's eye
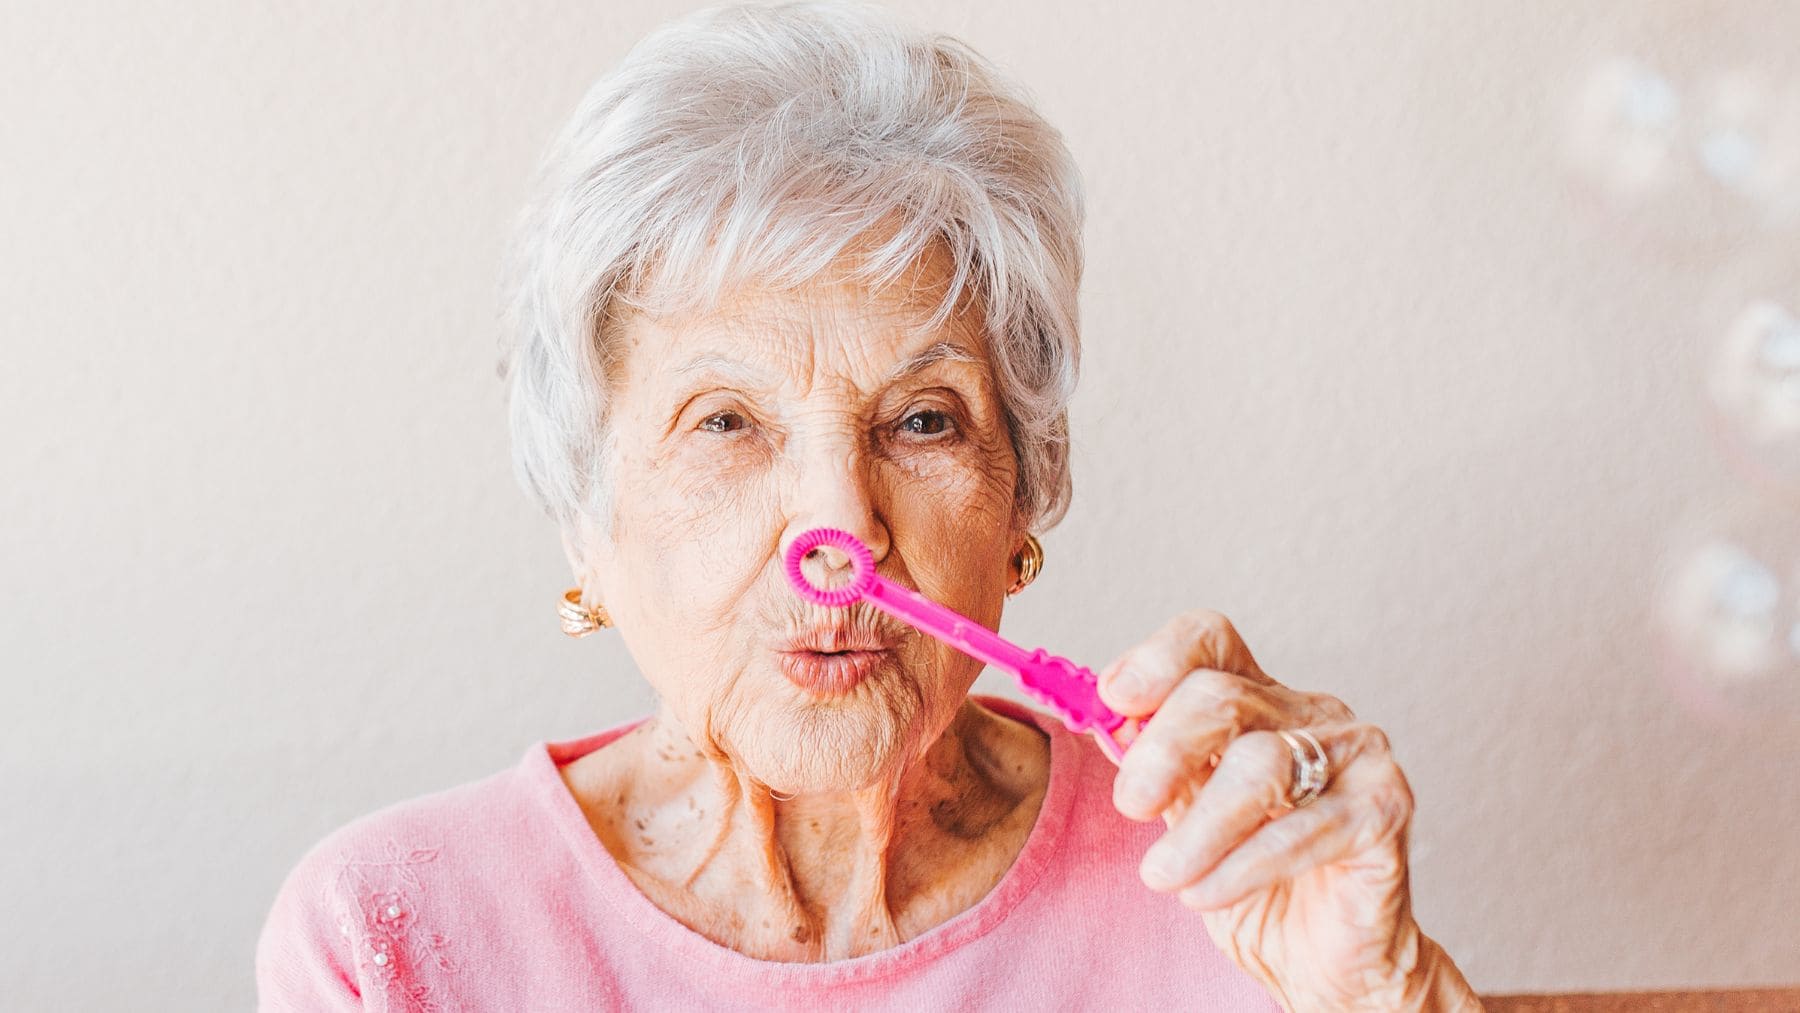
[[900, 409, 956, 437], [698, 410, 748, 434]]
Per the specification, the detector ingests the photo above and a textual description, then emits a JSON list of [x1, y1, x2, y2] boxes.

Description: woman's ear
[[560, 512, 612, 602]]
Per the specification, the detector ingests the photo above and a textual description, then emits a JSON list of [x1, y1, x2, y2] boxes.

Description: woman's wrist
[[1278, 925, 1480, 1013], [1361, 930, 1483, 1013]]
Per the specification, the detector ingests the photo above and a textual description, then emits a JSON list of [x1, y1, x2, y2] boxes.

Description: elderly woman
[[257, 2, 1481, 1009]]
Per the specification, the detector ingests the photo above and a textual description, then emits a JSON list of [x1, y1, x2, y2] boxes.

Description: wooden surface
[[1482, 989, 1800, 1012]]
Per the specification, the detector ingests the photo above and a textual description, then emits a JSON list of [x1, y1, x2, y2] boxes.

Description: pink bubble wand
[[783, 527, 1139, 765]]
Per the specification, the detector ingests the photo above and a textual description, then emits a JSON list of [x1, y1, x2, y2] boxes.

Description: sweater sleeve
[[254, 848, 363, 1012]]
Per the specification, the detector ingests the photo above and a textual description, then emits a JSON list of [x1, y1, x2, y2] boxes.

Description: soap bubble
[[1706, 297, 1800, 495], [1565, 57, 1685, 204], [1699, 251, 1800, 497], [1563, 51, 1800, 248], [1690, 67, 1800, 225], [1652, 498, 1800, 728]]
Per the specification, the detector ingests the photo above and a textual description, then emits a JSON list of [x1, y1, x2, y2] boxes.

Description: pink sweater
[[256, 694, 1281, 1010]]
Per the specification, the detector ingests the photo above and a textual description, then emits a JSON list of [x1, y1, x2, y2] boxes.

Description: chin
[[733, 660, 933, 794]]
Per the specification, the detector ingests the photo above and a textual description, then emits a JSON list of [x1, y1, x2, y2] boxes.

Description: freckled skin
[[557, 232, 1052, 962]]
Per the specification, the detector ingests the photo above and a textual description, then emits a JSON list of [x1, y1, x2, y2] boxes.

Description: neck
[[563, 696, 1050, 962]]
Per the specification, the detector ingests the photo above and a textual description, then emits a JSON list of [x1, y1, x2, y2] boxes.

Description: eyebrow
[[885, 340, 981, 382], [671, 340, 982, 388]]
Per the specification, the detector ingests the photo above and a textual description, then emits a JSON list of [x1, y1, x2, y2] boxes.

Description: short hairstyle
[[496, 0, 1085, 537]]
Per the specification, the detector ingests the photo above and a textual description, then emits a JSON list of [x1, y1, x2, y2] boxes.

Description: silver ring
[[1276, 728, 1329, 809]]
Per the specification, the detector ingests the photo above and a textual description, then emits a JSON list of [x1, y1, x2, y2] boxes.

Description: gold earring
[[558, 587, 613, 637], [1007, 533, 1044, 596]]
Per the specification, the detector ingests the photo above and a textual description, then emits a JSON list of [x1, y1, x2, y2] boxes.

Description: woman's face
[[563, 239, 1024, 795]]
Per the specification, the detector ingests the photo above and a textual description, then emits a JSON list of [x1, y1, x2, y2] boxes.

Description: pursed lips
[[775, 629, 897, 694], [778, 622, 902, 655]]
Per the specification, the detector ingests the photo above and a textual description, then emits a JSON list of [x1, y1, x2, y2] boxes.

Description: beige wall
[[4, 1, 1796, 1006]]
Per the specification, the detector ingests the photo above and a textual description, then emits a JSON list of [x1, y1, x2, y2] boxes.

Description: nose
[[781, 437, 891, 585]]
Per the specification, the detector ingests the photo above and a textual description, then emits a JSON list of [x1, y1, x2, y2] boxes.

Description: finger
[[1112, 668, 1286, 821], [1176, 793, 1360, 911], [1178, 730, 1414, 911], [1098, 609, 1272, 718], [1135, 729, 1294, 891]]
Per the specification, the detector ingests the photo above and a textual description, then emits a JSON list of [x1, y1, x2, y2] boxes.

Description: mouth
[[776, 647, 891, 695], [775, 623, 901, 695]]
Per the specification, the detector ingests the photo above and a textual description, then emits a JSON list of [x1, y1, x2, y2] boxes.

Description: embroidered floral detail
[[367, 891, 415, 936], [326, 839, 459, 1012]]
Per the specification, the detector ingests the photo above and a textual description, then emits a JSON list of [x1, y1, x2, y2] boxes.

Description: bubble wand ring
[[784, 527, 1139, 765]]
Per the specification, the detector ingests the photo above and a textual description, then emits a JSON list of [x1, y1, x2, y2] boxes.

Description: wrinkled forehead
[[603, 238, 991, 400]]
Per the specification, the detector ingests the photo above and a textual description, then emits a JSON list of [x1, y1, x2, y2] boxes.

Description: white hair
[[496, 0, 1085, 537]]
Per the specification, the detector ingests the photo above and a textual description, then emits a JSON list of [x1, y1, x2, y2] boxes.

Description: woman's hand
[[1097, 609, 1480, 1012]]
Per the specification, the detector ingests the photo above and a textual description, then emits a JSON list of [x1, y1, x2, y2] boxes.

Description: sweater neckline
[[521, 693, 1083, 988]]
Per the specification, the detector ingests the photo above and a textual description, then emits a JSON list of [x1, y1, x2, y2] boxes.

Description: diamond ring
[[1276, 728, 1329, 809]]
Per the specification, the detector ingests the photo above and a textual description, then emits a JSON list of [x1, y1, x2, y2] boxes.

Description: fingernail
[[1109, 668, 1144, 702], [1140, 846, 1178, 888], [1179, 882, 1222, 910], [1115, 773, 1156, 813]]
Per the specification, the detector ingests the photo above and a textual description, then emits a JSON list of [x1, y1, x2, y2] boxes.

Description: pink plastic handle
[[783, 527, 1131, 764]]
